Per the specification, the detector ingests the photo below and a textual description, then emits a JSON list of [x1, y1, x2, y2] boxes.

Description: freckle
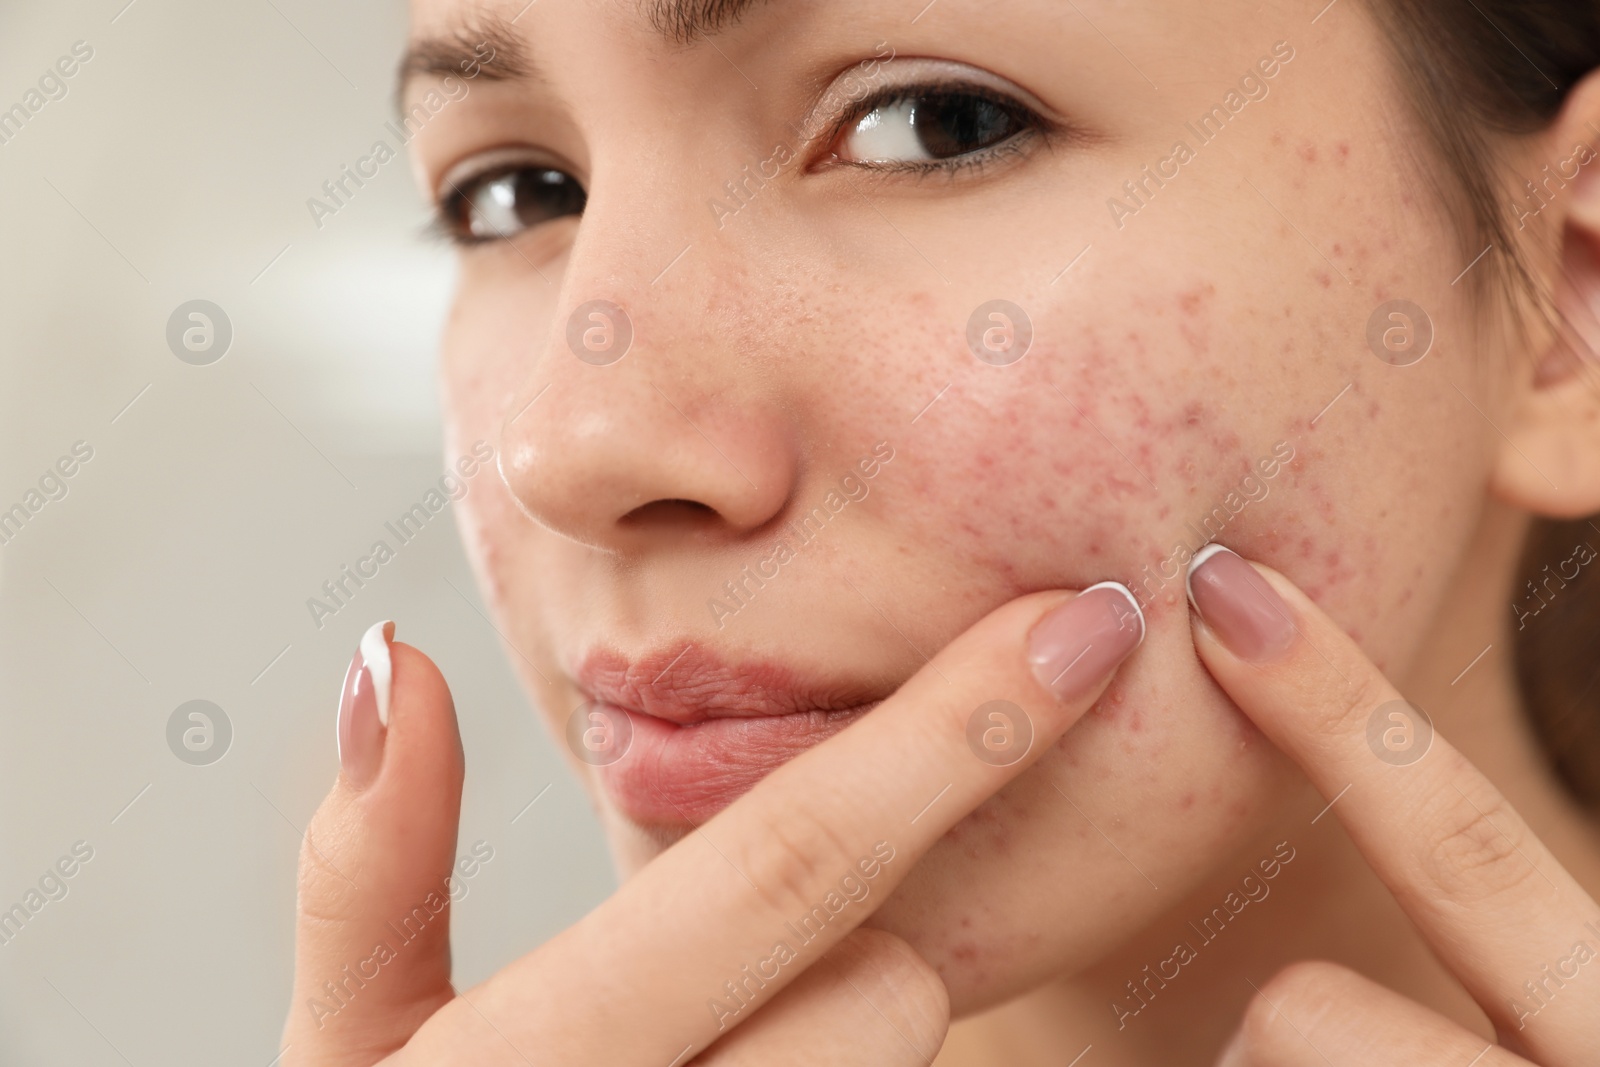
[[1179, 792, 1196, 811]]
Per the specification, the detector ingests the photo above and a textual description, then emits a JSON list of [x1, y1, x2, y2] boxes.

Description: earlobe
[[1492, 122, 1600, 519]]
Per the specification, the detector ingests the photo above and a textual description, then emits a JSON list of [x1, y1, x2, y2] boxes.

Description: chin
[[591, 609, 1303, 1016]]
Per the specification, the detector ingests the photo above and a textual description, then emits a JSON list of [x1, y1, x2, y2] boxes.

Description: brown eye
[[440, 165, 586, 243], [840, 88, 1035, 164]]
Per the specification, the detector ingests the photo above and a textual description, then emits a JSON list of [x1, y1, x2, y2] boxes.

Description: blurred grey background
[[0, 1, 615, 1062]]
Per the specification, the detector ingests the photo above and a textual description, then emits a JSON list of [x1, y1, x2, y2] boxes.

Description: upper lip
[[574, 643, 888, 725]]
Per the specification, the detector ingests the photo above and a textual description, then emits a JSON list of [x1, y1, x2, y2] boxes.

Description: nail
[[1027, 582, 1145, 701], [1186, 544, 1295, 662], [337, 621, 395, 789]]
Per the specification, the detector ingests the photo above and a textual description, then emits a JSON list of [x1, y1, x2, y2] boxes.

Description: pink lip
[[573, 645, 888, 824]]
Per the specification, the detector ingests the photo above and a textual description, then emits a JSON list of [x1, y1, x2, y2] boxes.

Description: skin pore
[[401, 0, 1600, 1062]]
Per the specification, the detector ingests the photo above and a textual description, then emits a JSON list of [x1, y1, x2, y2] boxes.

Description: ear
[[1491, 73, 1600, 520]]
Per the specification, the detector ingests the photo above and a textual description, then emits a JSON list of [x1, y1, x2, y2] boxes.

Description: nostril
[[619, 498, 719, 528]]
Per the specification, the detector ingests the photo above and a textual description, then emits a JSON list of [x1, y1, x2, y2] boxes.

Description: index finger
[[1186, 544, 1600, 1062], [403, 583, 1144, 1066]]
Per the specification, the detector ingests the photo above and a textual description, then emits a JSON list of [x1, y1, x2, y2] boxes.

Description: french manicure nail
[[1186, 544, 1295, 662], [1027, 582, 1145, 702], [337, 621, 395, 789]]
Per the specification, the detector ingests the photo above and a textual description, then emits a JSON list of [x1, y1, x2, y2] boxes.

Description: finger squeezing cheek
[[1185, 543, 1296, 663]]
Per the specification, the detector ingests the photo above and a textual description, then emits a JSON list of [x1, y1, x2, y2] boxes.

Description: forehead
[[406, 0, 768, 49], [399, 0, 779, 101]]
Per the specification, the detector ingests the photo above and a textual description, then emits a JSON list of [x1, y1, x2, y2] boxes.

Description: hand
[[281, 585, 1146, 1065], [1187, 546, 1600, 1066]]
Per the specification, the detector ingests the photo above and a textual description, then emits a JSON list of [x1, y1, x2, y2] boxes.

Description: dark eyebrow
[[646, 0, 770, 44], [395, 11, 536, 104], [395, 0, 771, 105]]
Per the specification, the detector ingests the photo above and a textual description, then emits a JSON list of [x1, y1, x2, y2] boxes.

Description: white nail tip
[[361, 620, 396, 728], [1082, 580, 1146, 643], [1185, 543, 1236, 613]]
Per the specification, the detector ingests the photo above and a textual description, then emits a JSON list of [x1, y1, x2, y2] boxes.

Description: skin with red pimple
[[409, 0, 1518, 1028]]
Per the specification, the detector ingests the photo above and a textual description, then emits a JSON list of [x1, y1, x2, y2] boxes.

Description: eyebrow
[[646, 0, 769, 44], [396, 11, 536, 102], [396, 0, 770, 100]]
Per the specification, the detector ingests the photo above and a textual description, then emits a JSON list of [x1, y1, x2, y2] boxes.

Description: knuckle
[[295, 828, 361, 927], [1259, 959, 1359, 1006], [839, 928, 949, 1017], [1237, 961, 1355, 1056], [829, 929, 950, 1056], [1314, 670, 1391, 743], [1417, 780, 1541, 904], [734, 807, 860, 916]]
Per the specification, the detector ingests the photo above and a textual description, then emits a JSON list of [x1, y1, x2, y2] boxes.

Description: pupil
[[511, 169, 585, 226], [918, 95, 1016, 159]]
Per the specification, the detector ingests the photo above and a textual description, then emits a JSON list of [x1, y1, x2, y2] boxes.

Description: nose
[[497, 227, 798, 552]]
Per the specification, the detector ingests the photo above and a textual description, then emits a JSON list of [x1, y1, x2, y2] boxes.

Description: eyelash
[[427, 79, 1054, 246]]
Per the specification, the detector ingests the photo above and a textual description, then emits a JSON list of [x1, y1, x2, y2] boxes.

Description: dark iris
[[908, 91, 1028, 159], [444, 166, 586, 242]]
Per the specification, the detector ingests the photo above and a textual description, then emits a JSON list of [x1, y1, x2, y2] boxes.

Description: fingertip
[[388, 640, 455, 724], [380, 639, 465, 789], [1184, 544, 1298, 663], [291, 632, 464, 1059], [1025, 581, 1145, 703]]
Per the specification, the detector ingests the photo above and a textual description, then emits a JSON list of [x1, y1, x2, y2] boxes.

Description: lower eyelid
[[825, 127, 1046, 180]]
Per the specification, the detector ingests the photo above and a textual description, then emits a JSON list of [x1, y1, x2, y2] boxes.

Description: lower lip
[[594, 702, 876, 824]]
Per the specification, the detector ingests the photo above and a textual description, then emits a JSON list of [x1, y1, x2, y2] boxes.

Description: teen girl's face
[[409, 0, 1498, 1010]]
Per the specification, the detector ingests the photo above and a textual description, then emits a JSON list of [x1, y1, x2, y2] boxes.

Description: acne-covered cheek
[[831, 279, 1422, 667], [859, 342, 1271, 587]]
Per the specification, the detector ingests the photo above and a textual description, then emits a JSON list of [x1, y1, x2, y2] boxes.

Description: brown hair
[[1369, 1, 1600, 803]]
